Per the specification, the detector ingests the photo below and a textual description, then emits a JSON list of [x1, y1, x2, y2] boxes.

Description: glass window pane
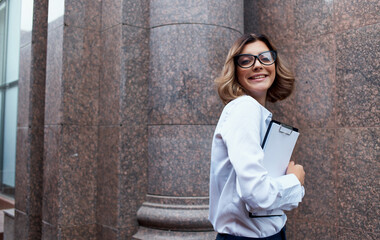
[[20, 0, 32, 33], [0, 90, 3, 143], [0, 1, 6, 85], [6, 0, 21, 83], [2, 86, 17, 187]]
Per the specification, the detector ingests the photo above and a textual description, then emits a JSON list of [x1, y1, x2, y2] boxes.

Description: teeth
[[251, 75, 265, 79]]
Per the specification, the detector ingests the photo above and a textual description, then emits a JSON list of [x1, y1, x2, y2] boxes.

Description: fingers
[[286, 161, 305, 186]]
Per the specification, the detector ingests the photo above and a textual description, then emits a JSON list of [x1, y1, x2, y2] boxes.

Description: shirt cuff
[[276, 174, 305, 205]]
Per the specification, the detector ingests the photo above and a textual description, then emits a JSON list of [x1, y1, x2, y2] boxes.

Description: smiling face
[[236, 40, 276, 105]]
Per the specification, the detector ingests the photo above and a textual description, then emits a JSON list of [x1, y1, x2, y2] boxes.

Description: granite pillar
[[133, 1, 243, 239], [245, 0, 379, 239], [97, 0, 150, 239], [14, 0, 48, 239], [41, 0, 102, 238]]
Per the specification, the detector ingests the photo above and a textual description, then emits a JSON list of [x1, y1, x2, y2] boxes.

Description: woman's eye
[[238, 57, 253, 66], [259, 54, 272, 62]]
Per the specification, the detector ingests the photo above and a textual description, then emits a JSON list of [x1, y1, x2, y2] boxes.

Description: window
[[0, 0, 21, 198]]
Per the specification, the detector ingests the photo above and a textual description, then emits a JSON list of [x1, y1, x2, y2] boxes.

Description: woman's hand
[[286, 161, 305, 186]]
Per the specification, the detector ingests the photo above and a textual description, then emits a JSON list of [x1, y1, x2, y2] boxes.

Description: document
[[261, 120, 299, 177]]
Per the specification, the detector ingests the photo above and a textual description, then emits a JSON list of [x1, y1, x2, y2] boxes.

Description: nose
[[251, 57, 263, 70]]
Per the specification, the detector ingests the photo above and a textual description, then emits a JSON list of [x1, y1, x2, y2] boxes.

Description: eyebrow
[[238, 51, 271, 56]]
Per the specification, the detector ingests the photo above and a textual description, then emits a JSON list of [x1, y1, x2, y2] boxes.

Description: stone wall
[[14, 0, 379, 239]]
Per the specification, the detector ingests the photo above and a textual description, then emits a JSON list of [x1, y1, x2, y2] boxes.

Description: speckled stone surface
[[40, 1, 101, 235], [97, 125, 148, 231], [336, 24, 380, 128], [244, 1, 379, 239], [14, 210, 29, 239], [120, 26, 149, 125], [133, 227, 216, 240], [36, 126, 99, 233], [41, 221, 57, 240], [64, 0, 101, 30], [266, 94, 296, 127], [147, 125, 214, 196], [293, 0, 333, 41], [244, 0, 295, 46], [337, 227, 379, 240], [42, 126, 61, 226], [118, 124, 148, 212], [97, 126, 120, 227], [62, 27, 101, 125], [99, 25, 149, 125], [60, 223, 97, 239], [336, 128, 379, 232], [150, 0, 243, 31], [294, 34, 336, 129], [14, 128, 29, 212], [42, 222, 97, 239], [96, 224, 118, 240], [291, 221, 337, 240], [101, 0, 122, 29], [122, 0, 150, 28], [149, 25, 239, 125], [102, 0, 149, 30], [14, 1, 380, 240], [15, 0, 48, 238], [137, 195, 211, 231], [14, 209, 43, 239], [45, 24, 63, 125], [293, 129, 337, 225], [40, 126, 99, 237], [97, 6, 150, 238], [137, 204, 211, 231], [59, 126, 97, 226], [135, 2, 243, 238], [45, 25, 101, 125], [334, 0, 380, 32], [17, 45, 31, 127], [99, 25, 122, 125]]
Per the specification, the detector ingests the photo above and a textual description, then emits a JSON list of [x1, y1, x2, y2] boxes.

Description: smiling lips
[[248, 74, 267, 80]]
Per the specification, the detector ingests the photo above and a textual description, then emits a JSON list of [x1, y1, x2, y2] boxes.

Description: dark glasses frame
[[234, 50, 277, 68]]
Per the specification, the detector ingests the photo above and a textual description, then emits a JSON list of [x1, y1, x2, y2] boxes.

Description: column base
[[134, 195, 215, 239], [132, 227, 217, 240]]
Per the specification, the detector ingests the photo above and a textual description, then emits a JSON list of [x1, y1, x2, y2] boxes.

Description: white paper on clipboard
[[261, 120, 299, 177]]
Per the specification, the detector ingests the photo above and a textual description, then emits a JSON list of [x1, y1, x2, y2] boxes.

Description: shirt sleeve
[[221, 99, 304, 213]]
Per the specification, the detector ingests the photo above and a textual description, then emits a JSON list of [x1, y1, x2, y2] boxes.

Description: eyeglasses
[[234, 51, 277, 68]]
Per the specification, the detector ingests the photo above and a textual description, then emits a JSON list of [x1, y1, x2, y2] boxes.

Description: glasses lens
[[258, 51, 276, 65], [237, 55, 255, 68]]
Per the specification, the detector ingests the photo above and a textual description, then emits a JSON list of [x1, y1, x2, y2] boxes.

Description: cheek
[[269, 66, 276, 81], [236, 69, 245, 84]]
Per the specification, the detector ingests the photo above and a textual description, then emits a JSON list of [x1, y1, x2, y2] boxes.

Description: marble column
[[133, 1, 243, 239], [15, 0, 48, 239]]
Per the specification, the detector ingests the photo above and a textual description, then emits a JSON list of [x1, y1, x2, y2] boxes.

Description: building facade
[[10, 0, 379, 239]]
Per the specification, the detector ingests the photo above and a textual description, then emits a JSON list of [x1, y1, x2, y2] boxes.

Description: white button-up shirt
[[209, 95, 305, 238]]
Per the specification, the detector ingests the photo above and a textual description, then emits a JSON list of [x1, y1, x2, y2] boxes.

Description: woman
[[209, 33, 305, 240]]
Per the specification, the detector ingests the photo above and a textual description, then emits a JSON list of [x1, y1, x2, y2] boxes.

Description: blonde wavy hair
[[215, 33, 295, 105]]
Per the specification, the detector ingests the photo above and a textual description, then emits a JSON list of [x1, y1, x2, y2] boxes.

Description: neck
[[258, 97, 266, 107], [249, 93, 266, 106]]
